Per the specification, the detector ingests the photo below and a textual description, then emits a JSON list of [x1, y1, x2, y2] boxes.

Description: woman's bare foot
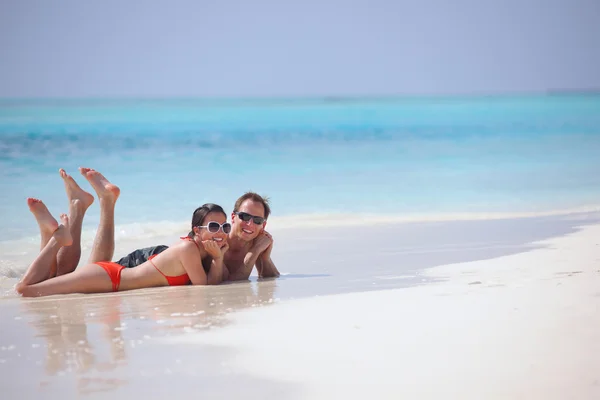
[[60, 169, 94, 210], [80, 167, 120, 203], [79, 167, 95, 176], [27, 198, 59, 237], [54, 214, 73, 247]]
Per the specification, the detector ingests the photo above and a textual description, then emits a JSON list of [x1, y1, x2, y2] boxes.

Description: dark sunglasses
[[198, 221, 232, 234], [235, 211, 265, 225]]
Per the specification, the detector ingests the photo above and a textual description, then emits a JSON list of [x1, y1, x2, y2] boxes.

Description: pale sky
[[1, 0, 599, 98]]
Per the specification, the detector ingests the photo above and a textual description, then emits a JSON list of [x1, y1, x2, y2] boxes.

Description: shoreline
[[2, 204, 600, 252], [2, 211, 599, 295]]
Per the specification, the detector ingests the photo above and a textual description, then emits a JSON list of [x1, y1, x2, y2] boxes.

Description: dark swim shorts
[[114, 245, 169, 268]]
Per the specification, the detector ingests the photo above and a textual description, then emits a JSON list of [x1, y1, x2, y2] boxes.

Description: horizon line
[[1, 88, 599, 102]]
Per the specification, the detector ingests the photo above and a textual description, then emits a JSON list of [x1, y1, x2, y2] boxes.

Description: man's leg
[[27, 198, 60, 278], [28, 198, 58, 251], [114, 245, 170, 268], [56, 169, 95, 276], [81, 168, 121, 264], [17, 213, 72, 292]]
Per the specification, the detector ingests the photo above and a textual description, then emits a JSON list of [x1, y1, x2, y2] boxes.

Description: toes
[[27, 198, 44, 208], [63, 170, 71, 179]]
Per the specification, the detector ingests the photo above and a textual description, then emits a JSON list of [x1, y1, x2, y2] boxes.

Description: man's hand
[[261, 231, 273, 258], [252, 231, 273, 254], [202, 240, 224, 260]]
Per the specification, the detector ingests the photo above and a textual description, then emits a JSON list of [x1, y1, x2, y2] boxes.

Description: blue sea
[[1, 94, 600, 255]]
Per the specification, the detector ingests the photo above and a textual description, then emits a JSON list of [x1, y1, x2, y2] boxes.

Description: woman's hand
[[202, 240, 224, 259], [220, 242, 230, 257]]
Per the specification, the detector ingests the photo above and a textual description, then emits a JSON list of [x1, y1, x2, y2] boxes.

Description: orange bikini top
[[147, 237, 202, 286]]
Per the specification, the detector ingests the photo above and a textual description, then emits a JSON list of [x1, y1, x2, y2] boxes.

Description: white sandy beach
[[0, 216, 599, 399], [169, 222, 600, 399]]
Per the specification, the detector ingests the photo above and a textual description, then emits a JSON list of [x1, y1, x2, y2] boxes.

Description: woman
[[16, 168, 230, 297]]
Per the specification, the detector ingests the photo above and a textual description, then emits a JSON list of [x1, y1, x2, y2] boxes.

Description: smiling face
[[195, 211, 228, 248], [231, 199, 266, 242]]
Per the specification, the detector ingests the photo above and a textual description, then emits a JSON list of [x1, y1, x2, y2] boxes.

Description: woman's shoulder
[[173, 238, 204, 256]]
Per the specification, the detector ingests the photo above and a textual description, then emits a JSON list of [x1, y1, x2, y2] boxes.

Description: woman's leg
[[17, 261, 115, 297], [81, 168, 121, 264], [56, 168, 95, 276], [18, 213, 72, 290]]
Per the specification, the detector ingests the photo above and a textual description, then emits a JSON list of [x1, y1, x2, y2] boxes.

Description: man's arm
[[256, 235, 279, 278], [227, 248, 264, 281], [256, 255, 280, 278], [227, 232, 274, 281]]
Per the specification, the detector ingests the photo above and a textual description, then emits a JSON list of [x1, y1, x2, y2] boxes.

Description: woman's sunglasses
[[198, 221, 232, 234], [235, 211, 265, 225]]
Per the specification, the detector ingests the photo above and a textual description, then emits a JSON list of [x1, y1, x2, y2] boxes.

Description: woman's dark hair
[[188, 203, 227, 237]]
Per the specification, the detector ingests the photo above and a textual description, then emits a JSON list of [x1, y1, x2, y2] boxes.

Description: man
[[223, 192, 280, 281]]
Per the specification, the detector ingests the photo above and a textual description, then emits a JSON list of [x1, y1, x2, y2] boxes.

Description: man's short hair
[[233, 192, 271, 219]]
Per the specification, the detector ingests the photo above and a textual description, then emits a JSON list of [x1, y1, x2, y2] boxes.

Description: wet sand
[[1, 213, 599, 399]]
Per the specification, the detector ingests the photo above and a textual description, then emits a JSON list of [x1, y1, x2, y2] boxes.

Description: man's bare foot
[[80, 167, 120, 202], [27, 198, 59, 237], [54, 214, 73, 247], [60, 169, 94, 209]]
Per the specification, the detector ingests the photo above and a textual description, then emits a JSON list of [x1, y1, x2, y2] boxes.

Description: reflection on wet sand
[[23, 294, 128, 394], [20, 279, 279, 395], [123, 279, 278, 334]]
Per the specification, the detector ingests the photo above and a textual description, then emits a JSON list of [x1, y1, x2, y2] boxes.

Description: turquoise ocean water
[[1, 94, 599, 251]]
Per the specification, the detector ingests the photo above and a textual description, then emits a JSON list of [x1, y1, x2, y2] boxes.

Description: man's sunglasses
[[198, 221, 232, 234], [235, 212, 265, 225]]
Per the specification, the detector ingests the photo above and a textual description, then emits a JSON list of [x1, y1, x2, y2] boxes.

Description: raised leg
[[27, 198, 60, 277], [56, 168, 95, 276], [18, 214, 72, 291], [27, 198, 59, 251], [82, 168, 120, 264]]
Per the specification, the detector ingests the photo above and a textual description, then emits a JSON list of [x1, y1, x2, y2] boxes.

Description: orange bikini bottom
[[95, 261, 125, 292]]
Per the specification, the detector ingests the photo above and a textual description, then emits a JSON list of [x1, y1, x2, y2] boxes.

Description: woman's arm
[[179, 243, 208, 285], [204, 241, 229, 285]]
